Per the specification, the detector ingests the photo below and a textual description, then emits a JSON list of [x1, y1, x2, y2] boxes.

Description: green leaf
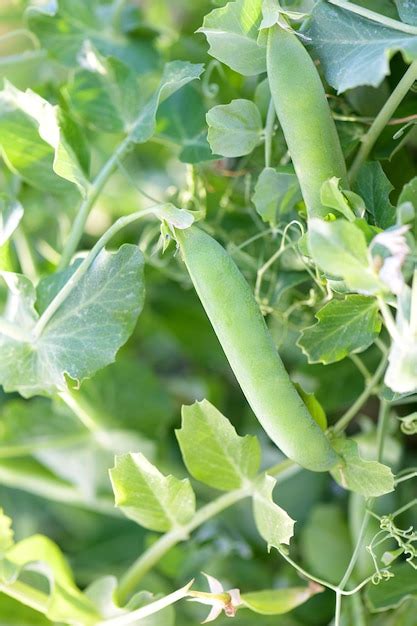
[[252, 474, 295, 549], [353, 162, 395, 229], [0, 82, 89, 195], [64, 42, 141, 134], [298, 295, 381, 364], [176, 399, 261, 491], [300, 504, 352, 584], [399, 176, 417, 213], [157, 85, 215, 164], [241, 584, 322, 615], [304, 2, 417, 92], [130, 61, 204, 144], [320, 177, 357, 221], [0, 196, 24, 247], [253, 167, 301, 225], [330, 438, 395, 497], [395, 0, 417, 26], [198, 0, 266, 76], [294, 384, 327, 431], [0, 244, 145, 397], [366, 564, 417, 611], [6, 534, 100, 624], [206, 99, 263, 157], [27, 0, 159, 73], [308, 218, 385, 294], [110, 453, 195, 532]]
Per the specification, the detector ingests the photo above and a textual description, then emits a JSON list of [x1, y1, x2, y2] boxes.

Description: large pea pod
[[176, 225, 339, 472], [267, 26, 348, 218]]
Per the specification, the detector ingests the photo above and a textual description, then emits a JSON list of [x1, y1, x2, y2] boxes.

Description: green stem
[[328, 0, 417, 35], [264, 98, 276, 168], [376, 399, 390, 463], [59, 390, 113, 449], [33, 206, 157, 339], [334, 353, 388, 433], [0, 580, 48, 615], [334, 590, 342, 626], [116, 459, 298, 604], [350, 60, 417, 181], [339, 509, 371, 590], [58, 134, 134, 270]]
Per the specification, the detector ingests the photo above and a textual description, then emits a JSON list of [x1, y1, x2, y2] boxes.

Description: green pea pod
[[176, 226, 339, 472], [267, 26, 348, 218]]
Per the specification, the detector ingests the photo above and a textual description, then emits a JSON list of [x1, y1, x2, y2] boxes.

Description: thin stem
[[116, 460, 299, 604], [377, 297, 401, 344], [376, 399, 390, 463], [350, 60, 417, 181], [0, 580, 48, 615], [328, 0, 417, 36], [58, 134, 134, 269], [339, 509, 371, 590], [59, 391, 114, 449], [33, 206, 158, 339], [264, 98, 276, 168], [334, 591, 342, 626], [278, 548, 339, 593], [334, 352, 388, 433], [99, 581, 194, 626], [349, 354, 371, 380], [13, 227, 38, 282]]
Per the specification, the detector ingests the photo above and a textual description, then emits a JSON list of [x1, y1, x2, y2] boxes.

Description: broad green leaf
[[395, 0, 417, 26], [0, 82, 89, 195], [298, 295, 381, 364], [0, 509, 13, 555], [130, 61, 204, 144], [176, 399, 261, 491], [6, 534, 100, 624], [198, 0, 266, 76], [65, 42, 141, 134], [109, 453, 195, 532], [253, 167, 301, 225], [157, 86, 215, 164], [399, 176, 417, 212], [300, 504, 351, 584], [0, 244, 145, 397], [27, 0, 159, 73], [206, 99, 263, 157], [366, 564, 417, 611], [354, 162, 395, 229], [304, 2, 417, 92], [320, 177, 357, 221], [330, 438, 394, 497], [308, 218, 385, 294], [241, 584, 322, 615], [0, 196, 24, 247], [252, 474, 295, 549]]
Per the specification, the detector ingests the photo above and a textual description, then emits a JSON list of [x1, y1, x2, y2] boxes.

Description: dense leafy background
[[0, 0, 417, 625]]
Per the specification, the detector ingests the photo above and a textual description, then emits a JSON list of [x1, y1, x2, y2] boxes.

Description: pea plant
[[1, 0, 417, 624]]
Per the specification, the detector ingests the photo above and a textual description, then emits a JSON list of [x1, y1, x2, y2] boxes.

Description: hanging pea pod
[[176, 225, 339, 472], [266, 25, 348, 218]]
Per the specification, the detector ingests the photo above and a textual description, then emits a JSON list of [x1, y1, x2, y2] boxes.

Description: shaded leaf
[[252, 474, 295, 549], [176, 399, 261, 491], [308, 218, 385, 294], [330, 438, 395, 497], [253, 167, 301, 225], [198, 0, 265, 76], [0, 244, 145, 397], [0, 82, 89, 195], [206, 99, 263, 157], [305, 2, 417, 92], [110, 453, 195, 532], [366, 564, 417, 611], [394, 0, 417, 26], [354, 162, 395, 229], [298, 295, 381, 364]]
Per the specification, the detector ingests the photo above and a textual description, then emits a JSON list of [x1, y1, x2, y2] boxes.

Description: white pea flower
[[371, 225, 411, 295], [188, 573, 242, 623]]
